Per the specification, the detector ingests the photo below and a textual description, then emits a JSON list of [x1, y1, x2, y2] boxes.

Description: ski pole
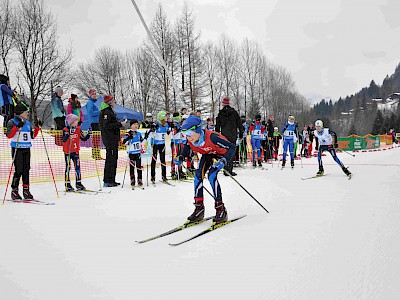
[[295, 130, 303, 168], [223, 168, 269, 213], [40, 128, 60, 198], [121, 157, 129, 188], [2, 129, 22, 205], [94, 157, 102, 190], [65, 130, 73, 194], [338, 148, 356, 157], [181, 164, 214, 200]]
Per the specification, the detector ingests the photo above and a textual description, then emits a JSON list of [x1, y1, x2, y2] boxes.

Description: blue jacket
[[85, 97, 100, 125], [282, 122, 298, 141], [51, 92, 65, 118], [0, 84, 13, 107]]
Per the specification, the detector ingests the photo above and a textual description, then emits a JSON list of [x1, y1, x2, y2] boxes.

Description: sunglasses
[[182, 125, 199, 136]]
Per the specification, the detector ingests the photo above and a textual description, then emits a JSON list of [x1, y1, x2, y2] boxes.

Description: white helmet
[[274, 127, 278, 131], [288, 115, 295, 121], [315, 120, 323, 127]]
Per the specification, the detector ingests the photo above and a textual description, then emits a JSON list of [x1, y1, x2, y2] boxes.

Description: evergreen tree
[[348, 123, 357, 135], [372, 110, 384, 134]]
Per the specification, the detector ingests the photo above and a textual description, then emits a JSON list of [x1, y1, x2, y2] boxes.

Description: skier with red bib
[[174, 116, 235, 223]]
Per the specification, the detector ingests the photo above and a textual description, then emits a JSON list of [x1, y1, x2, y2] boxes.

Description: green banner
[[337, 135, 380, 151]]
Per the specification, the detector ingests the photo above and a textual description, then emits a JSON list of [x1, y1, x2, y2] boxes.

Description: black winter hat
[[130, 119, 139, 126], [14, 103, 29, 115], [255, 114, 261, 120], [0, 74, 9, 84]]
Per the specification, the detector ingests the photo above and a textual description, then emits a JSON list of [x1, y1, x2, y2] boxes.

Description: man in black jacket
[[265, 114, 275, 161], [100, 95, 127, 187], [215, 98, 243, 176]]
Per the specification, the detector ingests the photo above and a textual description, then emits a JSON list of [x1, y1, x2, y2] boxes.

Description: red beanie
[[104, 95, 114, 103], [222, 98, 230, 106], [88, 89, 96, 95]]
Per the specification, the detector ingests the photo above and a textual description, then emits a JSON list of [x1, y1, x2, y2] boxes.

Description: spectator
[[0, 74, 15, 127], [86, 89, 102, 159], [307, 121, 316, 154], [215, 97, 243, 176], [388, 128, 398, 144], [196, 109, 202, 118], [265, 114, 275, 161], [100, 95, 127, 187], [181, 107, 189, 119], [67, 94, 84, 124], [205, 118, 214, 131], [140, 113, 154, 129], [51, 86, 66, 130]]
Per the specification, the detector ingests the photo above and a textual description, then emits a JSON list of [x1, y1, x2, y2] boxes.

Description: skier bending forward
[[174, 116, 235, 223], [314, 119, 352, 177]]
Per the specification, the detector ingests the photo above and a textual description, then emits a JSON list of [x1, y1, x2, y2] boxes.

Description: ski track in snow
[[1, 147, 400, 300]]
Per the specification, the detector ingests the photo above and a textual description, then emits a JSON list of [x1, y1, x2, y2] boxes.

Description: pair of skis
[[66, 189, 111, 195], [135, 215, 246, 246], [6, 198, 55, 205], [301, 173, 352, 180]]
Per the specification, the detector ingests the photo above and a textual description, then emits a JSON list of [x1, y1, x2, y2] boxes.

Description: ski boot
[[76, 181, 86, 191], [213, 201, 228, 223], [170, 171, 178, 180], [22, 184, 34, 199], [178, 170, 187, 180], [342, 167, 351, 177], [11, 188, 22, 200], [281, 159, 286, 167], [161, 176, 169, 183], [65, 182, 75, 192], [151, 177, 156, 185], [138, 179, 143, 188], [253, 160, 257, 168], [187, 200, 205, 222], [291, 160, 294, 168], [258, 159, 263, 167], [316, 166, 324, 176]]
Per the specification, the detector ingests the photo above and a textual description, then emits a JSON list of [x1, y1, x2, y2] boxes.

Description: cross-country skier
[[173, 116, 235, 223], [281, 115, 298, 168], [6, 103, 41, 199], [63, 114, 91, 191], [314, 120, 351, 177], [249, 114, 265, 167], [150, 111, 170, 184], [123, 119, 146, 189]]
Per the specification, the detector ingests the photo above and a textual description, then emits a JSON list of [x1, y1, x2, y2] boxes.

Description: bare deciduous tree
[[0, 0, 14, 76], [13, 0, 72, 123]]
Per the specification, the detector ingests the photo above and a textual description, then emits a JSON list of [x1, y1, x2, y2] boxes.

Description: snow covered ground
[[1, 147, 400, 300]]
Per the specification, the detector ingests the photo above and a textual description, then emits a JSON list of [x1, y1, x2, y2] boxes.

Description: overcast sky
[[45, 0, 400, 101]]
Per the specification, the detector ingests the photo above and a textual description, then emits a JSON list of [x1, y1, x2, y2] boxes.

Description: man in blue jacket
[[86, 89, 102, 159], [0, 74, 15, 128]]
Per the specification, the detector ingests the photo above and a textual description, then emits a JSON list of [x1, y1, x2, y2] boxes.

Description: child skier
[[150, 110, 170, 184], [63, 114, 91, 191], [123, 119, 145, 189], [174, 116, 235, 223], [281, 115, 298, 168], [314, 120, 351, 177], [249, 114, 265, 167], [6, 103, 40, 200], [272, 127, 282, 160], [170, 112, 186, 180]]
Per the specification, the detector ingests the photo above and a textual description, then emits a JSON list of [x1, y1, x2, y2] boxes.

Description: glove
[[78, 121, 82, 126], [87, 128, 92, 135], [173, 155, 184, 166], [36, 118, 43, 127], [212, 157, 227, 171], [15, 116, 25, 128], [315, 146, 318, 151], [334, 143, 338, 149]]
